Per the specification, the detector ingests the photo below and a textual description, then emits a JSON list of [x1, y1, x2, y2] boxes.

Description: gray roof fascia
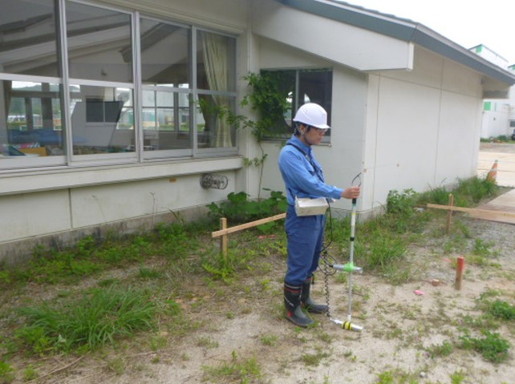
[[277, 0, 515, 85]]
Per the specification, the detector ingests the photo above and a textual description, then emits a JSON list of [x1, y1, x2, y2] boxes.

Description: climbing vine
[[240, 72, 292, 195], [241, 71, 292, 142]]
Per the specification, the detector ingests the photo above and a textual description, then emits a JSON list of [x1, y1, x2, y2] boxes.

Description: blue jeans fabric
[[284, 204, 326, 286]]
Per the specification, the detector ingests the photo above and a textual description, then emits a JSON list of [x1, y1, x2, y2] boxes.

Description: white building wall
[[365, 76, 441, 208], [0, 158, 241, 244], [480, 104, 511, 138], [508, 81, 515, 122], [364, 47, 482, 212], [0, 173, 236, 244], [0, 190, 72, 243]]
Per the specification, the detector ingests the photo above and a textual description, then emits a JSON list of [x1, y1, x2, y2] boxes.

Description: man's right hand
[[342, 186, 360, 199]]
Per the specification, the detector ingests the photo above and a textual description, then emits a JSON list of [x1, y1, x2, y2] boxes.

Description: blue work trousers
[[284, 204, 326, 286]]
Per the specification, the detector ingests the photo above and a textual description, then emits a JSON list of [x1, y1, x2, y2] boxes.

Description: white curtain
[[200, 32, 232, 147]]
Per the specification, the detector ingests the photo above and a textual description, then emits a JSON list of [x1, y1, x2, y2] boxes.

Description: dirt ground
[[18, 214, 514, 384]]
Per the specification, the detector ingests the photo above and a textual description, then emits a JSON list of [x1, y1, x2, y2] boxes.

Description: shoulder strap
[[286, 142, 307, 157], [286, 143, 324, 182]]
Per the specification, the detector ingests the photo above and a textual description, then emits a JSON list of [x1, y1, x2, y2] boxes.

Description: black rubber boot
[[284, 283, 314, 327], [301, 275, 329, 314]]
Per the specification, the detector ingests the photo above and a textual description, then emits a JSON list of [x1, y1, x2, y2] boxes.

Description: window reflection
[[70, 85, 134, 154], [66, 2, 132, 82], [140, 19, 190, 85], [140, 18, 192, 152], [0, 0, 59, 77], [141, 89, 191, 150], [1, 80, 64, 158], [0, 0, 64, 161]]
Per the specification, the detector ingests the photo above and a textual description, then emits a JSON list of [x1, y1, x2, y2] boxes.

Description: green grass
[[450, 370, 467, 384], [375, 369, 420, 384], [487, 300, 515, 320], [15, 286, 158, 354], [426, 340, 454, 359], [460, 331, 511, 363], [259, 334, 278, 346], [342, 177, 498, 283], [137, 267, 162, 279], [299, 350, 330, 367], [0, 221, 208, 287], [0, 360, 15, 383], [202, 351, 263, 383]]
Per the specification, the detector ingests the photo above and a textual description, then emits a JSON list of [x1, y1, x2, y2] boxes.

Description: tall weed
[[16, 286, 157, 354], [454, 177, 498, 205]]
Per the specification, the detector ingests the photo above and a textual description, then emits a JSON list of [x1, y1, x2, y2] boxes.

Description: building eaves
[[277, 0, 515, 86]]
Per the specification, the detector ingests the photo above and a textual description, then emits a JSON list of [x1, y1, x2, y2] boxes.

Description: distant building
[[471, 44, 515, 138]]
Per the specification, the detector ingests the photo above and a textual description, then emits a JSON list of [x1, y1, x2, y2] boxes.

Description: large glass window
[[66, 2, 134, 156], [140, 18, 192, 153], [0, 0, 65, 163], [0, 0, 238, 169]]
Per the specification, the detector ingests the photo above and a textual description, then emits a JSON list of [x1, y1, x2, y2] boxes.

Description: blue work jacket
[[278, 136, 343, 205]]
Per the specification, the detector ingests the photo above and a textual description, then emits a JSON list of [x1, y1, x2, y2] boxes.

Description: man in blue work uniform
[[279, 103, 361, 327]]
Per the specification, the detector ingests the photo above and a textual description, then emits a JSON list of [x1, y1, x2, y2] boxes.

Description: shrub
[[207, 190, 287, 223]]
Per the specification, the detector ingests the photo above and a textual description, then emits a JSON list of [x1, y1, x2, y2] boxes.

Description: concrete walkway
[[471, 189, 515, 224], [475, 143, 515, 224], [477, 143, 515, 187]]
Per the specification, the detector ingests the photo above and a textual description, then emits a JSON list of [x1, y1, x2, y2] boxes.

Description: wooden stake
[[211, 213, 287, 259], [220, 217, 228, 260], [426, 203, 515, 218], [212, 213, 286, 238], [455, 256, 465, 290], [446, 193, 454, 234]]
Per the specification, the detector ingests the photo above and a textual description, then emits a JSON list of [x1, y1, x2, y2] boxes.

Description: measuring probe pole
[[347, 197, 357, 323], [330, 197, 363, 332]]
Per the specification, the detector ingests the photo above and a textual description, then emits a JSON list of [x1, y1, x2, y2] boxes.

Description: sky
[[344, 0, 515, 65]]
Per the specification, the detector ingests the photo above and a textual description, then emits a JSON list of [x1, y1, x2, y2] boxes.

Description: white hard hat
[[293, 103, 330, 129]]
